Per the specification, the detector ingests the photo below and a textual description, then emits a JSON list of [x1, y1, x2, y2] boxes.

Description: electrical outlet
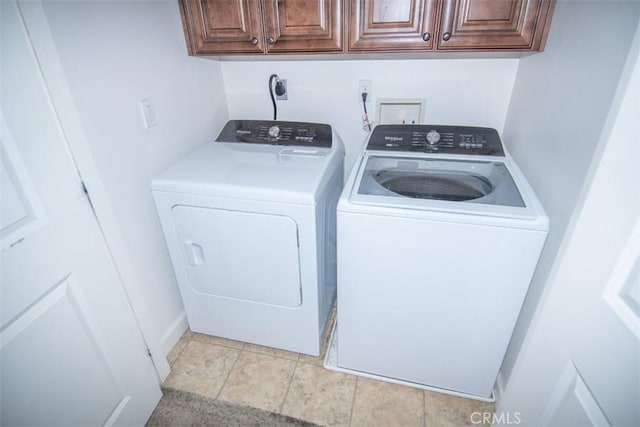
[[276, 79, 287, 100], [359, 79, 373, 103]]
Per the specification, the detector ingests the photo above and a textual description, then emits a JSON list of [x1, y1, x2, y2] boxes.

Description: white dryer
[[325, 125, 548, 400], [153, 120, 344, 356]]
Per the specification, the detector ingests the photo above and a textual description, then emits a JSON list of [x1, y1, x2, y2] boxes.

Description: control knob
[[426, 130, 441, 145], [268, 125, 281, 139]]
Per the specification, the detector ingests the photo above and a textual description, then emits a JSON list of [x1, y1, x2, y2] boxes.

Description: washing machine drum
[[357, 156, 526, 208], [374, 169, 493, 202]]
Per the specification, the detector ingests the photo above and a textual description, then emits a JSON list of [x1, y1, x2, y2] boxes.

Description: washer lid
[[152, 140, 342, 204], [351, 155, 541, 221]]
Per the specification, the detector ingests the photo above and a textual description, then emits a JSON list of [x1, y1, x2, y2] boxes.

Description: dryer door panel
[[171, 205, 302, 307]]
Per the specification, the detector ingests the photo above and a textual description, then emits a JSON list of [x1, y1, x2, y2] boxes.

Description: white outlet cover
[[358, 79, 373, 102], [139, 98, 158, 128], [376, 98, 426, 125]]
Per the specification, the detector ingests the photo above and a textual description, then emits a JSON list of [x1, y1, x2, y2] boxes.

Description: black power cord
[[269, 74, 288, 120], [362, 92, 372, 132], [269, 74, 278, 120]]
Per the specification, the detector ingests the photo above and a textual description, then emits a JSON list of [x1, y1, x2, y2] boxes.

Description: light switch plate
[[376, 98, 426, 125], [139, 98, 158, 128]]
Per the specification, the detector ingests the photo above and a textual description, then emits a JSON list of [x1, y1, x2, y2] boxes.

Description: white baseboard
[[160, 311, 189, 356], [494, 371, 506, 409]]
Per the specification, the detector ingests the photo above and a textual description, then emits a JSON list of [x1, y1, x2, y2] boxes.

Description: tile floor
[[164, 316, 495, 427]]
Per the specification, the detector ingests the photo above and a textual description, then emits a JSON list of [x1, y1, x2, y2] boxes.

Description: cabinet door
[[179, 0, 265, 54], [348, 0, 437, 51], [262, 0, 343, 53], [437, 0, 554, 50]]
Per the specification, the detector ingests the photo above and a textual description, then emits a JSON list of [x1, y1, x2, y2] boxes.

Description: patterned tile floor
[[164, 318, 495, 427]]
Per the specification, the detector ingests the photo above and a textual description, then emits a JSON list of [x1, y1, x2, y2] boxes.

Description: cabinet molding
[[179, 0, 265, 55], [349, 0, 437, 51], [437, 0, 555, 50], [264, 0, 343, 53]]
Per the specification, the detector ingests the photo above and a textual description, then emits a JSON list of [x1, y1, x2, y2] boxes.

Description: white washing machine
[[325, 125, 548, 400], [152, 120, 344, 356]]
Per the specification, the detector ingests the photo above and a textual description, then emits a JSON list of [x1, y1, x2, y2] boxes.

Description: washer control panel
[[367, 125, 504, 156], [216, 120, 332, 148]]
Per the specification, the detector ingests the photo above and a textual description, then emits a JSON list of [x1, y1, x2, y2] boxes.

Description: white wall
[[499, 0, 640, 388], [498, 23, 640, 424], [38, 1, 229, 361], [221, 59, 519, 172]]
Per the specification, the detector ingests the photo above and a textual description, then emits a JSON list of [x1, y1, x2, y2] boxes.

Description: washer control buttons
[[458, 134, 487, 150], [366, 125, 504, 156]]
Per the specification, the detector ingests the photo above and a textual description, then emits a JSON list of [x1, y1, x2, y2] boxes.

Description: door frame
[[16, 0, 170, 380]]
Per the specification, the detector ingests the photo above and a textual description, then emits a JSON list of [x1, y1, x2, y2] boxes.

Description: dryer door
[[171, 205, 302, 307]]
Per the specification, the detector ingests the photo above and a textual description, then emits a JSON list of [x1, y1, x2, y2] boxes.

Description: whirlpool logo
[[384, 136, 404, 142], [471, 412, 521, 425]]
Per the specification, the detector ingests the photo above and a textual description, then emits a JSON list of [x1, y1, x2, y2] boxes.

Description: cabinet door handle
[[250, 37, 259, 45], [441, 0, 455, 43], [267, 36, 275, 45], [422, 32, 431, 42]]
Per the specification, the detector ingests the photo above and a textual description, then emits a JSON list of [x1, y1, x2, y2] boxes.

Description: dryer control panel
[[216, 120, 333, 148], [367, 125, 505, 156]]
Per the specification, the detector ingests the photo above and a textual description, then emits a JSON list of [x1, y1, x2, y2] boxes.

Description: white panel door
[[497, 27, 640, 426], [0, 1, 161, 425]]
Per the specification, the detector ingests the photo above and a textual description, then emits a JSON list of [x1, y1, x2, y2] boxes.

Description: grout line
[[166, 330, 193, 371], [190, 334, 247, 352], [214, 345, 243, 401], [241, 346, 300, 362], [175, 336, 191, 360], [348, 375, 359, 426], [423, 390, 427, 427], [278, 358, 299, 414]]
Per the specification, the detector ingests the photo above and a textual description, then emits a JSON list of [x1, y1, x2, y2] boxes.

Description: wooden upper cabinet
[[179, 0, 342, 55], [437, 0, 555, 50], [347, 0, 554, 52], [263, 0, 343, 53], [178, 0, 555, 55], [349, 0, 437, 51], [179, 0, 265, 54]]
